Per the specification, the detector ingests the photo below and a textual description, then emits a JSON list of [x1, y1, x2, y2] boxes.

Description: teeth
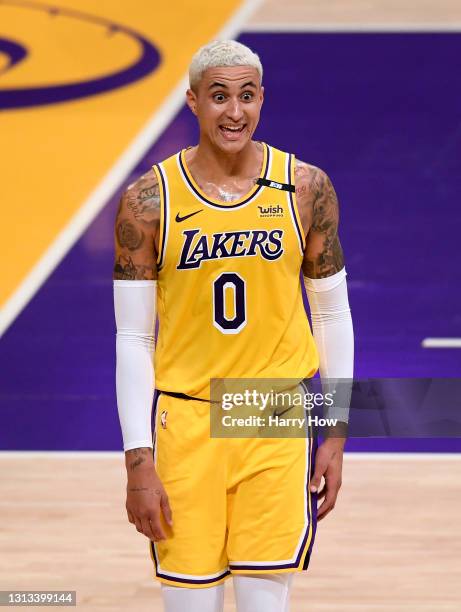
[[221, 125, 244, 131]]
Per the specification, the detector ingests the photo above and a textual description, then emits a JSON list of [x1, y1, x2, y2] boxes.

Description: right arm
[[113, 168, 160, 281], [113, 170, 172, 541]]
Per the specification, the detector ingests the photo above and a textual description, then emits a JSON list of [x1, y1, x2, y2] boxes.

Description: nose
[[226, 97, 244, 122]]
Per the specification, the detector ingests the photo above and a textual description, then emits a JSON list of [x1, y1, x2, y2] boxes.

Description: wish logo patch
[[257, 205, 284, 218]]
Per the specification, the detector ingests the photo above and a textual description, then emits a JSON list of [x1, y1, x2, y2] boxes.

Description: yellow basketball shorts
[[149, 392, 318, 588]]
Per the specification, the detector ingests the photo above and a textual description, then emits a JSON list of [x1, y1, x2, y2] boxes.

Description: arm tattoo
[[126, 180, 160, 227], [297, 161, 345, 278], [113, 255, 152, 280], [126, 448, 151, 472], [311, 172, 344, 275], [128, 487, 162, 495], [113, 170, 159, 280], [116, 219, 145, 251]]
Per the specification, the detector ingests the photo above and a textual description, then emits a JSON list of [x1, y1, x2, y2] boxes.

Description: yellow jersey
[[152, 142, 319, 400]]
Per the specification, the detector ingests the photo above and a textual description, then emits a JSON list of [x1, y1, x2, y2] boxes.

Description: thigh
[[227, 434, 317, 574], [151, 394, 230, 588]]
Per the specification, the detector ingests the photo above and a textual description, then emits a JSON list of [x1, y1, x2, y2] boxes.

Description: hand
[[309, 439, 344, 521], [125, 448, 172, 541]]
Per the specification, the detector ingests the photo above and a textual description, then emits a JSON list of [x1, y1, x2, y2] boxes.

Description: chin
[[215, 134, 251, 153]]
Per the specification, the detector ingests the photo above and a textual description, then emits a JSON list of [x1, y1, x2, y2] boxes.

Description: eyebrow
[[241, 81, 257, 89], [208, 80, 258, 90]]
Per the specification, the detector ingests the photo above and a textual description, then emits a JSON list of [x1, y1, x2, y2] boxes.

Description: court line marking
[[0, 451, 459, 459], [0, 501, 114, 507], [0, 0, 264, 339], [344, 452, 461, 460], [244, 23, 461, 32], [0, 452, 124, 459], [422, 338, 461, 348]]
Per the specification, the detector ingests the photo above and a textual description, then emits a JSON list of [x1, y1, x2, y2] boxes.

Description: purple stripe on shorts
[[149, 539, 230, 585]]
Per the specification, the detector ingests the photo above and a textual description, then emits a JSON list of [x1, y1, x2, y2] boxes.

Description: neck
[[189, 138, 261, 180]]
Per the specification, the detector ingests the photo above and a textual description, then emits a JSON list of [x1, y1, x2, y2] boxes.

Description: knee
[[233, 573, 294, 612], [161, 583, 224, 612]]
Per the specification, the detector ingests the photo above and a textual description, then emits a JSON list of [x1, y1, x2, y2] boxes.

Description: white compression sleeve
[[161, 584, 224, 612], [114, 280, 156, 451], [304, 268, 354, 422], [233, 574, 294, 612], [303, 267, 354, 379]]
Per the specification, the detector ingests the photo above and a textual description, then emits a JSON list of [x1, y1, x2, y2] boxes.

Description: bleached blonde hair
[[189, 40, 263, 90]]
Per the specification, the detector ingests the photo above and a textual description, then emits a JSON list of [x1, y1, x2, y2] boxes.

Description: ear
[[259, 85, 264, 106], [186, 88, 197, 116]]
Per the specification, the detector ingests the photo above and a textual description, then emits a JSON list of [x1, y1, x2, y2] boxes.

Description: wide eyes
[[212, 91, 254, 103]]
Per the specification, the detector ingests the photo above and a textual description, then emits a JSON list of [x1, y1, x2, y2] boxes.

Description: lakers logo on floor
[[0, 0, 160, 109]]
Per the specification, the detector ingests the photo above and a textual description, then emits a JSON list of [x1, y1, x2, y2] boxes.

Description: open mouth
[[219, 124, 246, 134]]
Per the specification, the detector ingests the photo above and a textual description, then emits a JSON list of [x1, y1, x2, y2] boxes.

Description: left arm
[[295, 160, 354, 520], [296, 161, 344, 279]]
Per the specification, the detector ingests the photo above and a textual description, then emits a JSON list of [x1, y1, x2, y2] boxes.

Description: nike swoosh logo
[[175, 209, 203, 223], [272, 405, 294, 418]]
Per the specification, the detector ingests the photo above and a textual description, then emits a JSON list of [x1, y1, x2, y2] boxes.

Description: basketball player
[[113, 40, 353, 612]]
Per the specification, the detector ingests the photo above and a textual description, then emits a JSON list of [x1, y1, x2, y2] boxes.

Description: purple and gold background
[[1, 32, 460, 451]]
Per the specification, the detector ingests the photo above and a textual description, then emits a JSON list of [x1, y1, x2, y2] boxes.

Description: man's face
[[187, 65, 264, 153]]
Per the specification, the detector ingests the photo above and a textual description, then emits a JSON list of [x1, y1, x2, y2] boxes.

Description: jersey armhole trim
[[286, 153, 306, 253], [152, 163, 169, 270]]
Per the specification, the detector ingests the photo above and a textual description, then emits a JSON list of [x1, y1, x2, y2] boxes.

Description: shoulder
[[294, 159, 339, 219], [126, 167, 159, 193], [123, 168, 159, 209], [293, 159, 340, 239], [117, 168, 160, 229], [294, 159, 331, 202]]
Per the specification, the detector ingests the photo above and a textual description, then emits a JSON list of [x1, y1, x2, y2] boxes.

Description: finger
[[127, 508, 135, 524], [140, 516, 159, 541], [149, 512, 167, 541], [134, 516, 143, 533], [160, 494, 173, 526], [317, 496, 335, 521], [316, 482, 327, 500], [317, 484, 340, 521], [310, 457, 328, 493]]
